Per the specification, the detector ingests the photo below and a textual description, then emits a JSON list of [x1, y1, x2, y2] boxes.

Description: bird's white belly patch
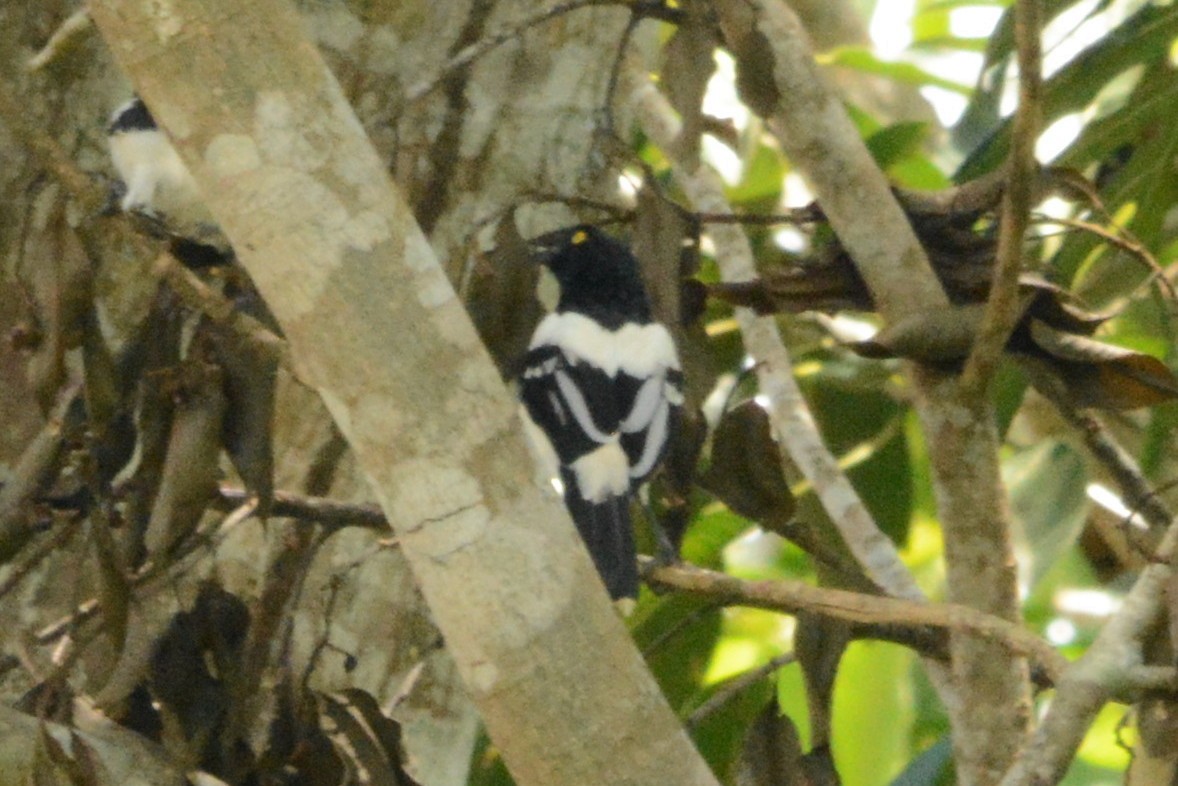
[[571, 442, 630, 502]]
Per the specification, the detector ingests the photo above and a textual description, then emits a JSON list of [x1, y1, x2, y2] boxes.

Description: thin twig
[[1032, 214, 1178, 303], [686, 651, 797, 729], [214, 485, 388, 530], [405, 0, 622, 103], [0, 383, 83, 563], [1049, 396, 1173, 534], [960, 0, 1042, 398], [33, 496, 261, 647], [152, 253, 292, 369], [27, 8, 94, 71], [694, 208, 824, 226], [642, 558, 1068, 684]]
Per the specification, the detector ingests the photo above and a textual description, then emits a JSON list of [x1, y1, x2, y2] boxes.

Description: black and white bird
[[518, 225, 683, 601], [107, 97, 230, 268]]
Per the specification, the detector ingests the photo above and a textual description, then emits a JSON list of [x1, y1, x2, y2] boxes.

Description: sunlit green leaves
[[823, 46, 975, 94], [1005, 440, 1090, 589]]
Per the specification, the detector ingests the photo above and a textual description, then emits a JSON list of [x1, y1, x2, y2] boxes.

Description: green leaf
[[867, 122, 932, 170], [803, 370, 914, 542], [821, 46, 974, 94], [632, 594, 724, 711], [1051, 62, 1178, 287], [888, 155, 953, 190], [833, 642, 916, 786], [889, 736, 953, 786], [958, 2, 1178, 178], [954, 0, 1106, 153], [726, 141, 786, 205], [1004, 440, 1090, 589]]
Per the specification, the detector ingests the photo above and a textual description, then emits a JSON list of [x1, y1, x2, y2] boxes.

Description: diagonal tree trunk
[[86, 1, 721, 784]]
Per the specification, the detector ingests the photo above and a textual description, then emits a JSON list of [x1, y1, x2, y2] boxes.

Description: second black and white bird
[[519, 226, 683, 601], [107, 97, 230, 267]]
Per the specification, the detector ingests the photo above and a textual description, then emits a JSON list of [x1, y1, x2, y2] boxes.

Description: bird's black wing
[[520, 344, 639, 600], [618, 367, 683, 486], [518, 344, 621, 466]]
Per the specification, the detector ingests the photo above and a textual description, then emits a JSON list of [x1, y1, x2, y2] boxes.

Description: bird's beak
[[526, 228, 569, 265], [527, 226, 592, 265]]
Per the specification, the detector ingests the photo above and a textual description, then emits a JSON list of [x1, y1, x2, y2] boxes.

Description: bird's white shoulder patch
[[529, 312, 618, 375], [109, 129, 188, 210], [108, 126, 215, 245], [616, 322, 680, 377]]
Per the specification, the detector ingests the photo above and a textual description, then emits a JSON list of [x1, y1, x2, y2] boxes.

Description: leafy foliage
[[3, 0, 1178, 784]]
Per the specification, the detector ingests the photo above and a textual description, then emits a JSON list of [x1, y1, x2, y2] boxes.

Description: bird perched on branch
[[519, 225, 683, 602], [107, 96, 231, 268]]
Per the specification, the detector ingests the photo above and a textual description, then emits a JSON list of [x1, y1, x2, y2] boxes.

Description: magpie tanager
[[107, 97, 231, 268], [519, 226, 684, 601]]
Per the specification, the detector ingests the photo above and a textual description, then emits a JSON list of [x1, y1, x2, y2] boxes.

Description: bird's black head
[[531, 225, 652, 328], [108, 97, 156, 135]]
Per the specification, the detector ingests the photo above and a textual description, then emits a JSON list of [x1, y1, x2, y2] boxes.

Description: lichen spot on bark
[[147, 0, 184, 42], [469, 660, 499, 694], [255, 91, 331, 172], [205, 134, 262, 179], [400, 228, 456, 313]]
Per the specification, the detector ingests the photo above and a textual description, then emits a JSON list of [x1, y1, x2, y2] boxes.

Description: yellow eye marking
[[571, 230, 588, 245]]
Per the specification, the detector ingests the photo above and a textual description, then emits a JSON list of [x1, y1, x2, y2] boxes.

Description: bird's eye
[[571, 230, 588, 245]]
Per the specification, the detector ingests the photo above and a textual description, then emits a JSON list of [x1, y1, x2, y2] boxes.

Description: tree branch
[[999, 512, 1178, 786], [960, 0, 1043, 400], [1050, 398, 1173, 534], [625, 66, 925, 604], [712, 0, 949, 321], [643, 559, 1067, 684], [709, 3, 1033, 779], [214, 484, 387, 531]]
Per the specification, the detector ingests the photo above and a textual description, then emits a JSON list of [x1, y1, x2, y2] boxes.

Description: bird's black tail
[[561, 468, 638, 601]]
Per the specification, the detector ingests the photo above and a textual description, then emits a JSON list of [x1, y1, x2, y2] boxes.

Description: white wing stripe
[[554, 369, 613, 444], [620, 376, 663, 433], [629, 397, 670, 479]]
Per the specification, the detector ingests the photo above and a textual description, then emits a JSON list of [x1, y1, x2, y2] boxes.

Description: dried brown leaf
[[1024, 320, 1178, 409], [714, 0, 782, 117], [211, 309, 277, 515], [733, 701, 807, 786], [701, 401, 795, 528], [37, 728, 105, 786], [143, 360, 226, 557], [662, 3, 717, 161], [468, 212, 544, 375], [849, 304, 986, 362]]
